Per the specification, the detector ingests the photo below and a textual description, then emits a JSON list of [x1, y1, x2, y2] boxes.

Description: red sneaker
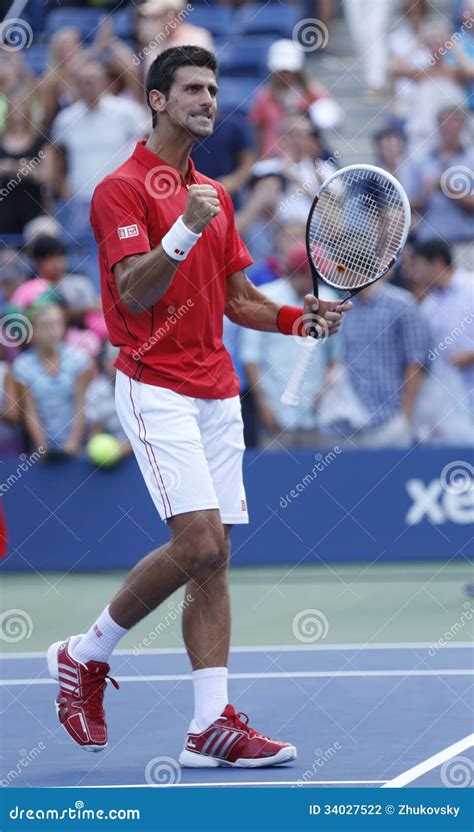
[[47, 636, 118, 752], [179, 704, 297, 768]]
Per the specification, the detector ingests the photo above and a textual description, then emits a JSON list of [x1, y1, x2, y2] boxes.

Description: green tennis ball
[[87, 433, 121, 467]]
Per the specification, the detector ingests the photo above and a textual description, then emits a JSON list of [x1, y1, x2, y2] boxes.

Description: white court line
[[1, 669, 473, 686], [382, 733, 474, 788], [61, 780, 387, 788], [1, 642, 472, 660]]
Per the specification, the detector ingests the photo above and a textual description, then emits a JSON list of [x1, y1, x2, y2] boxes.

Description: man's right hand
[[183, 184, 220, 234]]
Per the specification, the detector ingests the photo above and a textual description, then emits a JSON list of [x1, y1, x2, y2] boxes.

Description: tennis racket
[[280, 163, 411, 406]]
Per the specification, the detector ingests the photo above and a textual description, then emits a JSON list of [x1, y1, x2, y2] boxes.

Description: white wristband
[[161, 215, 201, 261]]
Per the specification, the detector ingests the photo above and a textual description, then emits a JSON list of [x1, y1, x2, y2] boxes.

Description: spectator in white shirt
[[49, 62, 149, 287], [387, 0, 431, 132], [241, 243, 341, 448], [344, 0, 393, 93], [50, 61, 148, 202]]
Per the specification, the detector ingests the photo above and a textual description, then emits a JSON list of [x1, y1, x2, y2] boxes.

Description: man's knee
[[172, 514, 228, 574]]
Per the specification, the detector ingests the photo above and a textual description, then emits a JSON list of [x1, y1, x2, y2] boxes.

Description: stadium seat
[[45, 8, 105, 43], [217, 77, 258, 115], [235, 3, 299, 37], [190, 6, 233, 38], [216, 36, 273, 79]]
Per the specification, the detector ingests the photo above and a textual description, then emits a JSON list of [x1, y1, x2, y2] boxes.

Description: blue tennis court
[[1, 644, 472, 789]]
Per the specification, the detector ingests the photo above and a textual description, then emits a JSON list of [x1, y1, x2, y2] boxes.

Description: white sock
[[192, 667, 228, 731], [70, 606, 128, 664]]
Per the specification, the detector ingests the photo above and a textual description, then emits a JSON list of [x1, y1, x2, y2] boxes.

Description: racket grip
[[280, 339, 318, 407]]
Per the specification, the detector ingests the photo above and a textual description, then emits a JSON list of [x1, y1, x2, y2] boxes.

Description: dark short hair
[[145, 46, 217, 128], [373, 126, 406, 145], [30, 235, 66, 261], [414, 238, 452, 267]]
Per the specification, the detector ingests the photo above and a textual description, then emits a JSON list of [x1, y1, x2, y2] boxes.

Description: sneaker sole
[[179, 745, 297, 768], [47, 639, 107, 754]]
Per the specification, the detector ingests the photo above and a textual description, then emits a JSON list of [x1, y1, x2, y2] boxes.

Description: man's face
[[156, 66, 218, 138], [377, 134, 404, 166], [36, 254, 66, 283], [32, 306, 66, 350], [279, 120, 313, 161], [413, 255, 450, 290]]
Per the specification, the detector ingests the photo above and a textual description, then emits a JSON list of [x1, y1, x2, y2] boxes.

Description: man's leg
[[182, 525, 231, 731], [72, 509, 226, 663]]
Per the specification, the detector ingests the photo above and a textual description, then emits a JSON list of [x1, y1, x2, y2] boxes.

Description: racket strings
[[309, 168, 407, 290]]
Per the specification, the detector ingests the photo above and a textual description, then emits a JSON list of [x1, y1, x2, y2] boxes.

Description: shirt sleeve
[[222, 189, 253, 276], [90, 178, 151, 270]]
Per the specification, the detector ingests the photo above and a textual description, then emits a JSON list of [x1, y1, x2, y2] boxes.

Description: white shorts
[[115, 370, 248, 524]]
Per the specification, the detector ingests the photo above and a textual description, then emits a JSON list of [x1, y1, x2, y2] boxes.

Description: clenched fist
[[183, 184, 220, 234]]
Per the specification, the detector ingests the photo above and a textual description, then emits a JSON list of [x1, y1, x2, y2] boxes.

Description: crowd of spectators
[[0, 0, 472, 458]]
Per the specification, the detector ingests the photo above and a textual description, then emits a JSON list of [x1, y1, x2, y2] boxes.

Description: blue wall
[[1, 448, 472, 571]]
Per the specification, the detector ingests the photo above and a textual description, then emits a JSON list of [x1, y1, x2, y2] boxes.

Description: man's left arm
[[225, 270, 351, 338]]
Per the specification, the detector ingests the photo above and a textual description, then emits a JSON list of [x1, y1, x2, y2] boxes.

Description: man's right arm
[[93, 180, 220, 314]]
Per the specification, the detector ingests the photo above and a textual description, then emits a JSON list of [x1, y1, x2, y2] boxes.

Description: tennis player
[[47, 46, 350, 768]]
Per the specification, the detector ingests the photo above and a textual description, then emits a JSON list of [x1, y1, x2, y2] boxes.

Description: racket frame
[[306, 163, 411, 305], [281, 164, 411, 406]]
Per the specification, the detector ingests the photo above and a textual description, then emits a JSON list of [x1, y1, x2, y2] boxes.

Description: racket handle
[[280, 338, 318, 407]]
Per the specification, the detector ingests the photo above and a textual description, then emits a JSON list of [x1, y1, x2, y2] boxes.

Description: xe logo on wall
[[405, 461, 474, 525]]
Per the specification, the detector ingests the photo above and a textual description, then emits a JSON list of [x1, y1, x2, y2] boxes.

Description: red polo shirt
[[90, 141, 252, 399]]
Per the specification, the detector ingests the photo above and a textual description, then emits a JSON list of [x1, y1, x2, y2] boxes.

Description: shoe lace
[[227, 710, 265, 739], [79, 668, 119, 720]]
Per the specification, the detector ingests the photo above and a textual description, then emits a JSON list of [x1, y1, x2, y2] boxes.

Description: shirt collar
[[132, 141, 197, 185]]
